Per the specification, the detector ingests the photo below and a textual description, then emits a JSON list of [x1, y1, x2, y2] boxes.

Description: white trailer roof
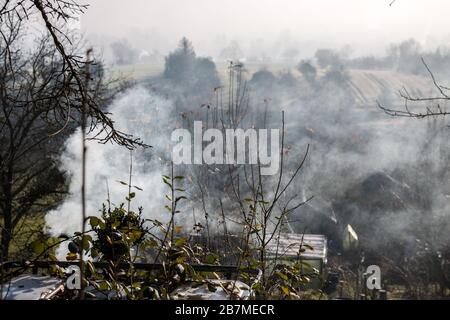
[[266, 233, 327, 262], [1, 275, 62, 300]]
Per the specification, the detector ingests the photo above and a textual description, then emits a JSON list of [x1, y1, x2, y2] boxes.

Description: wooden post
[[371, 288, 378, 300], [32, 266, 38, 275], [339, 280, 344, 298], [363, 273, 368, 298]]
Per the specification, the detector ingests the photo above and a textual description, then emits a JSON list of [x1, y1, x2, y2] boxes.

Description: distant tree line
[[305, 39, 450, 78], [163, 37, 220, 94]]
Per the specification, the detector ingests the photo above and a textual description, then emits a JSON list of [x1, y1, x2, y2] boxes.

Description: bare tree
[[1, 1, 146, 148], [378, 58, 450, 118], [110, 38, 138, 66], [0, 15, 125, 260]]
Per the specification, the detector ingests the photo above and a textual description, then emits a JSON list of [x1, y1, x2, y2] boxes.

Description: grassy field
[[106, 62, 165, 81], [1, 213, 47, 261], [105, 61, 434, 113]]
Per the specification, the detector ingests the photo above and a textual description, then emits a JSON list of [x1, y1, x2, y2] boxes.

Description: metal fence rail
[[1, 260, 262, 280]]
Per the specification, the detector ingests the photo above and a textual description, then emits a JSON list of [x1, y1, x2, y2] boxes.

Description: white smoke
[[45, 86, 175, 236]]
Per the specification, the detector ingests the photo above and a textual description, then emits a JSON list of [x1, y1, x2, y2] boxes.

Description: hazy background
[[41, 0, 450, 284], [81, 0, 450, 59]]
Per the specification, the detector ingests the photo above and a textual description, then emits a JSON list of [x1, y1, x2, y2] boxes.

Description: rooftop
[[266, 233, 327, 262]]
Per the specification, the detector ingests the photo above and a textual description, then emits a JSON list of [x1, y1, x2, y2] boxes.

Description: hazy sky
[[81, 0, 450, 57]]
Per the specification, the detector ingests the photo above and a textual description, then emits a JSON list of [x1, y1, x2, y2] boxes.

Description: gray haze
[[81, 0, 450, 58], [43, 0, 450, 259]]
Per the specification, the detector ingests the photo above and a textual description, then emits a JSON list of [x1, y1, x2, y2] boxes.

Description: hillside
[[346, 69, 435, 107], [108, 62, 438, 109]]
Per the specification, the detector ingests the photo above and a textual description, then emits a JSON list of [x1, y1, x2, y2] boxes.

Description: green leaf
[[175, 237, 187, 247], [205, 253, 219, 264], [274, 271, 288, 281], [89, 216, 101, 228], [147, 238, 158, 248], [112, 221, 120, 229], [98, 281, 110, 291], [87, 261, 96, 275], [132, 282, 141, 289], [82, 237, 91, 251], [91, 248, 99, 258], [130, 230, 143, 241], [162, 178, 172, 188], [207, 283, 217, 292], [281, 286, 290, 296], [31, 240, 45, 255], [68, 241, 78, 254], [250, 224, 263, 234]]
